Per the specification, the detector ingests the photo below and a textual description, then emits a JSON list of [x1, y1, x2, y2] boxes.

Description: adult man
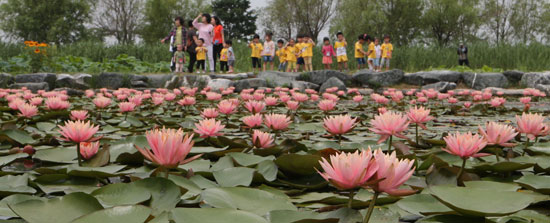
[[457, 43, 469, 66]]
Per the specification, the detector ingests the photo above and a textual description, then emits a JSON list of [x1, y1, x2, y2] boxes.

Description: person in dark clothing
[[161, 17, 187, 72], [187, 20, 199, 73], [457, 43, 469, 66]]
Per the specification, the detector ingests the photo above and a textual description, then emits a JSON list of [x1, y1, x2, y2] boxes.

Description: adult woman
[[193, 13, 215, 73], [161, 17, 187, 72], [211, 16, 224, 72]]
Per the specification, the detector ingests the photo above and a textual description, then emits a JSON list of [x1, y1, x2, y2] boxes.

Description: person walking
[[161, 17, 187, 72], [211, 16, 224, 72], [193, 13, 215, 73], [458, 43, 469, 67], [187, 20, 198, 73]]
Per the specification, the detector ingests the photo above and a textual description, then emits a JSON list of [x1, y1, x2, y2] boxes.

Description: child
[[173, 44, 185, 73], [226, 40, 235, 73], [303, 35, 315, 72], [261, 32, 275, 71], [321, 37, 335, 70], [374, 38, 382, 72], [276, 39, 287, 72], [285, 39, 298, 72], [195, 38, 207, 73], [355, 34, 367, 70], [381, 35, 393, 71], [366, 35, 376, 71], [219, 42, 229, 73], [295, 35, 305, 72], [334, 32, 348, 71], [249, 34, 263, 72]]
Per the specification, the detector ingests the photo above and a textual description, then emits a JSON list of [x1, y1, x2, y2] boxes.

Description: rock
[[461, 72, 509, 90], [535, 84, 550, 95], [130, 75, 148, 88], [0, 73, 14, 88], [297, 70, 351, 85], [14, 73, 56, 89], [421, 81, 457, 93], [404, 70, 462, 85], [352, 69, 404, 87], [207, 78, 233, 91], [520, 72, 550, 88], [10, 82, 50, 92], [230, 78, 267, 92], [358, 88, 374, 95], [147, 74, 174, 88], [209, 73, 250, 80], [53, 88, 84, 96], [56, 74, 89, 90], [484, 87, 525, 96], [291, 81, 319, 91], [257, 71, 300, 87], [96, 73, 130, 89], [319, 77, 347, 92], [74, 73, 93, 87], [182, 75, 212, 89], [503, 70, 524, 84]]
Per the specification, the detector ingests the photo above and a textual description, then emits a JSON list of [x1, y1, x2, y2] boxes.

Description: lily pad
[[201, 187, 297, 215], [396, 194, 454, 216], [171, 208, 269, 223], [515, 175, 550, 194], [91, 182, 151, 207], [72, 205, 151, 223], [133, 177, 181, 215], [213, 167, 255, 187], [0, 174, 36, 196], [275, 154, 322, 176], [0, 153, 28, 167]]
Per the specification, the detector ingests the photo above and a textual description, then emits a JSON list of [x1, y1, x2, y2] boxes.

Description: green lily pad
[[91, 182, 151, 207], [0, 153, 28, 167], [268, 210, 335, 223], [515, 175, 550, 194], [256, 160, 278, 181], [417, 214, 486, 223], [201, 187, 297, 215], [213, 167, 255, 187], [67, 164, 126, 178], [171, 208, 269, 223], [167, 175, 202, 196], [0, 194, 45, 217], [396, 194, 454, 216], [134, 177, 181, 215], [429, 185, 535, 217], [72, 205, 151, 223], [275, 154, 322, 176], [34, 147, 76, 163], [226, 152, 275, 167], [472, 161, 534, 173], [36, 122, 56, 132], [0, 129, 35, 144], [0, 174, 36, 196], [463, 181, 520, 191], [8, 192, 103, 223]]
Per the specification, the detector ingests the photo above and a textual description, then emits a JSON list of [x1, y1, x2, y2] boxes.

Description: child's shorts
[[262, 56, 273, 62], [297, 57, 305, 65], [356, 58, 366, 65], [381, 58, 390, 67], [287, 61, 297, 71], [252, 57, 261, 68], [278, 61, 287, 71], [337, 55, 348, 62], [373, 58, 380, 67], [322, 56, 333, 64], [228, 60, 235, 67], [304, 56, 312, 65]]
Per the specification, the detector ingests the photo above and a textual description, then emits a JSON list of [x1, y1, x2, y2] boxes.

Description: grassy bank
[[1, 41, 550, 74]]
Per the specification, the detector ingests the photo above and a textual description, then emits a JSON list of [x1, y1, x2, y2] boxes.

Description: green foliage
[[141, 0, 211, 44], [422, 0, 481, 46], [0, 0, 91, 44], [211, 0, 257, 40]]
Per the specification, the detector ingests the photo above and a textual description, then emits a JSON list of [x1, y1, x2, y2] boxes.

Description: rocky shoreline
[[1, 69, 549, 95]]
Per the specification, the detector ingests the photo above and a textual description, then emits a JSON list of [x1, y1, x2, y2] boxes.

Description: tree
[[509, 0, 545, 44], [212, 0, 256, 40], [141, 0, 211, 44], [330, 0, 424, 46], [422, 0, 480, 46], [0, 0, 91, 44], [481, 0, 513, 44], [260, 0, 297, 40], [93, 0, 144, 44]]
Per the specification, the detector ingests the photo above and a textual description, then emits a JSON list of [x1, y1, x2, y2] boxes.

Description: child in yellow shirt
[[276, 39, 287, 72], [248, 34, 263, 72], [285, 39, 298, 72], [365, 35, 376, 71], [219, 42, 229, 73], [334, 32, 348, 72], [195, 38, 207, 74], [380, 35, 393, 71], [295, 35, 305, 72], [355, 34, 368, 70], [302, 35, 315, 72]]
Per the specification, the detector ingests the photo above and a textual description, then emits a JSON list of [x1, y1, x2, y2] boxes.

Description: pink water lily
[[317, 148, 378, 190], [370, 111, 409, 144], [80, 141, 100, 160], [264, 113, 291, 131], [194, 118, 225, 138], [58, 120, 99, 143], [323, 114, 357, 136], [17, 103, 38, 118], [318, 99, 337, 112], [406, 106, 434, 130], [243, 114, 263, 128], [516, 112, 548, 140], [93, 97, 111, 108], [478, 122, 517, 147], [252, 130, 274, 149], [135, 127, 201, 168], [70, 110, 89, 121], [370, 149, 416, 196], [244, 100, 265, 114], [443, 132, 489, 158]]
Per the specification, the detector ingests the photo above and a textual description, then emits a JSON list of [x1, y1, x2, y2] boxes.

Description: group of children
[[249, 32, 394, 73], [173, 39, 235, 73], [173, 32, 394, 74]]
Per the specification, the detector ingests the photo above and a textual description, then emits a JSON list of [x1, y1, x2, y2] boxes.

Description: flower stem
[[76, 142, 82, 166], [347, 190, 355, 209], [387, 135, 393, 153], [415, 124, 419, 145], [338, 134, 342, 146], [457, 158, 467, 186], [164, 167, 170, 178], [363, 192, 379, 223], [522, 138, 529, 156], [242, 147, 253, 153]]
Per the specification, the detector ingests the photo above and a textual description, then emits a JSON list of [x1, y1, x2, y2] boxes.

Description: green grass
[[1, 41, 550, 74]]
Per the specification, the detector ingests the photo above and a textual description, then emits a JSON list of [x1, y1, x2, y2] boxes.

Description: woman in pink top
[[321, 37, 336, 70], [193, 13, 215, 73]]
